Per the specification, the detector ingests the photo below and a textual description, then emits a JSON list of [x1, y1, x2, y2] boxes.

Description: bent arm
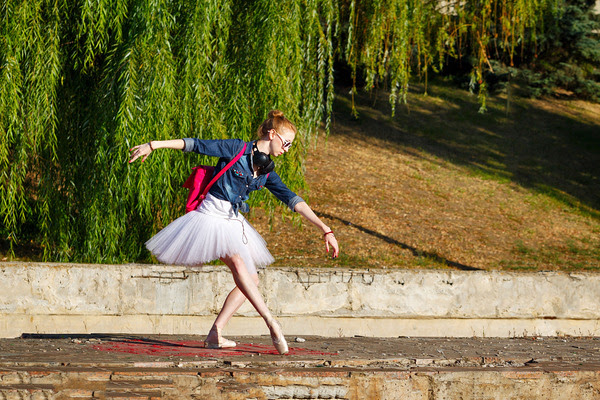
[[150, 139, 185, 150], [129, 139, 185, 163], [294, 201, 330, 233], [294, 201, 339, 258]]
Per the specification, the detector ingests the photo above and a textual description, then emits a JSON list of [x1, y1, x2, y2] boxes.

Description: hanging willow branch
[[343, 0, 561, 114], [0, 0, 338, 263], [1, 0, 559, 263]]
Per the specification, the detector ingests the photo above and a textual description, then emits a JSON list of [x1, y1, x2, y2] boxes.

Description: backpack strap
[[200, 142, 247, 200]]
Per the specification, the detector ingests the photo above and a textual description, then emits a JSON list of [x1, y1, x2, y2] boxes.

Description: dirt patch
[[249, 83, 600, 271]]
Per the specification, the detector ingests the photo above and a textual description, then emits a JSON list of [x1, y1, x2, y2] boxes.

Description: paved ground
[[2, 334, 599, 370], [2, 334, 600, 399]]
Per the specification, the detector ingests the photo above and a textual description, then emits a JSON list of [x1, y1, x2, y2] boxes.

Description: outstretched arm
[[129, 139, 185, 163], [294, 201, 339, 259]]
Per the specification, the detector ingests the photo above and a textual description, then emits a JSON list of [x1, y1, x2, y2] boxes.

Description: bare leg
[[205, 274, 258, 345], [213, 274, 259, 330], [218, 254, 288, 354], [220, 255, 273, 322]]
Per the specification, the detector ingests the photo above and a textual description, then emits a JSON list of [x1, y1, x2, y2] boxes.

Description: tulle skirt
[[145, 193, 274, 274]]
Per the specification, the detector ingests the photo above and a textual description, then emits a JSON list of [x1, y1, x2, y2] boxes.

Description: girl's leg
[[220, 255, 273, 322], [205, 274, 258, 346], [219, 254, 288, 354], [213, 274, 258, 329]]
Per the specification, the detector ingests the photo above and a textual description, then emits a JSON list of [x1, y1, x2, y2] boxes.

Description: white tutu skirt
[[145, 193, 274, 274]]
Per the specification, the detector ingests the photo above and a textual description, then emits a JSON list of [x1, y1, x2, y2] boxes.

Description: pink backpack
[[182, 143, 247, 213]]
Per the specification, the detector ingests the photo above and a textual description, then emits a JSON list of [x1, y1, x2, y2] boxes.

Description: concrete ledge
[[3, 315, 599, 339], [2, 262, 599, 338]]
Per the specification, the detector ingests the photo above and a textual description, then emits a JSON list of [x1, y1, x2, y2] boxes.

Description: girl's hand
[[324, 232, 339, 259], [292, 201, 339, 259], [129, 142, 153, 163]]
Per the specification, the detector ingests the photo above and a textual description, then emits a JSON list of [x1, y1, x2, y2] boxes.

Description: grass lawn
[[250, 79, 600, 271]]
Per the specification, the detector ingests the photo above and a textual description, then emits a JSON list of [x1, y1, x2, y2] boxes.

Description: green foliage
[[1, 0, 571, 263], [340, 0, 560, 114], [519, 0, 600, 101], [1, 0, 337, 263]]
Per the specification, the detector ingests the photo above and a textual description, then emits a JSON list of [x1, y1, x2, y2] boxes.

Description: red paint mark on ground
[[92, 338, 334, 357]]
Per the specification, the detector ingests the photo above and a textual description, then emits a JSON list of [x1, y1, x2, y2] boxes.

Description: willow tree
[[343, 0, 561, 114], [1, 0, 337, 262], [1, 0, 559, 263]]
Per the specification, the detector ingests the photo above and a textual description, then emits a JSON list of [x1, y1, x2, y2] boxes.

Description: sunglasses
[[275, 132, 293, 150]]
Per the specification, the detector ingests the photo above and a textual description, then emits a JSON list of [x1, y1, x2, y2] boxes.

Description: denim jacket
[[182, 138, 304, 215]]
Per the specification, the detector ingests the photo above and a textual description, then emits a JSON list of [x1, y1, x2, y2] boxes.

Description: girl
[[128, 110, 339, 355]]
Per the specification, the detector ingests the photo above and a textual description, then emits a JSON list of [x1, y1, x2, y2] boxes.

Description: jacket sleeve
[[265, 172, 305, 212], [182, 138, 245, 158]]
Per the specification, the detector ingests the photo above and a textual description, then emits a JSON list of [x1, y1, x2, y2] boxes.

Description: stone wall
[[3, 365, 600, 400], [1, 262, 599, 338]]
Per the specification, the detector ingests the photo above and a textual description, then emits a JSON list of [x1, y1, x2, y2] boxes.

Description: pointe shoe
[[268, 320, 289, 355], [204, 326, 237, 349]]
